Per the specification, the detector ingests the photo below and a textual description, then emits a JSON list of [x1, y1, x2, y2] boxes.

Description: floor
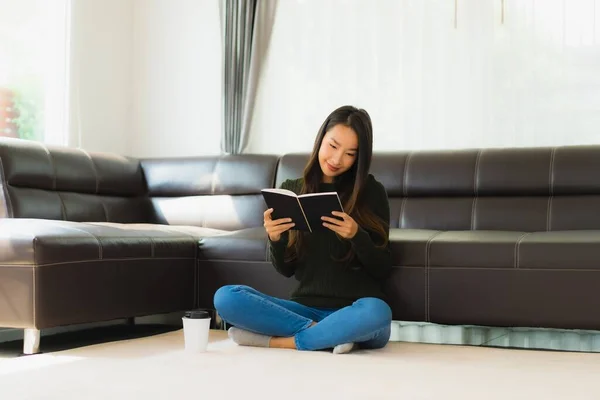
[[4, 319, 600, 358], [0, 327, 599, 399], [0, 324, 180, 358]]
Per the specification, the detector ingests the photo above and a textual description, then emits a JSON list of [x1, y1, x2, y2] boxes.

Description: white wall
[[68, 0, 600, 157], [247, 0, 600, 155], [130, 0, 221, 158], [69, 0, 134, 155]]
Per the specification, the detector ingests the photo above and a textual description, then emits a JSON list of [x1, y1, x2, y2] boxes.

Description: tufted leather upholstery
[[0, 138, 153, 222], [0, 138, 282, 330], [277, 148, 600, 328], [276, 147, 600, 231], [2, 137, 600, 334], [140, 155, 278, 230]]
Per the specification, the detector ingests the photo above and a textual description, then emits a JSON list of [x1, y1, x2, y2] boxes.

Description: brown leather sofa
[[2, 137, 600, 354]]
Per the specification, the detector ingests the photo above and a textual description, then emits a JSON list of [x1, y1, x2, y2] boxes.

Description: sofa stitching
[[474, 149, 482, 196], [78, 150, 109, 221], [471, 149, 482, 230], [211, 158, 219, 195], [0, 256, 196, 268], [549, 147, 556, 196], [548, 147, 556, 231], [399, 197, 407, 228], [547, 197, 553, 232], [402, 153, 412, 198], [5, 262, 599, 272], [100, 201, 109, 222], [471, 197, 478, 231], [0, 157, 14, 218], [80, 149, 99, 194], [428, 266, 600, 272], [43, 148, 68, 221], [57, 192, 67, 220], [42, 146, 57, 191], [514, 232, 532, 269], [205, 159, 219, 228], [61, 225, 104, 260], [400, 153, 412, 229], [425, 231, 445, 322]]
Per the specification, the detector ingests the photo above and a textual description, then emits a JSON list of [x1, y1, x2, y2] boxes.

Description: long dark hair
[[285, 105, 389, 263]]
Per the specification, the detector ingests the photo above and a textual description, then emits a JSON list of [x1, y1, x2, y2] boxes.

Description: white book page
[[261, 188, 298, 197], [298, 191, 337, 198]]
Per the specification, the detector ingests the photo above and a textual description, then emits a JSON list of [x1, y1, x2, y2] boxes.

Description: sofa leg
[[23, 328, 41, 355]]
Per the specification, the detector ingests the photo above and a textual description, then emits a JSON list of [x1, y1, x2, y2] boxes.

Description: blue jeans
[[213, 285, 392, 351]]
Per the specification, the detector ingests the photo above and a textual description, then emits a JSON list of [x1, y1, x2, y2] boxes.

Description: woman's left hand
[[321, 211, 359, 239]]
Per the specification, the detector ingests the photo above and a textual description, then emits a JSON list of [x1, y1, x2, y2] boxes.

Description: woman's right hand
[[263, 208, 295, 242]]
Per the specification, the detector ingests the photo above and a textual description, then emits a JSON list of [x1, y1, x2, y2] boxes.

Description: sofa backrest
[[0, 138, 153, 222], [140, 155, 279, 231], [275, 146, 600, 231]]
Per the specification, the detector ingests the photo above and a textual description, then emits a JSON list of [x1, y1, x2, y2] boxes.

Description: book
[[261, 188, 345, 233]]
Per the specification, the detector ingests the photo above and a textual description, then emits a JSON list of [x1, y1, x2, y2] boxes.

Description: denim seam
[[294, 319, 318, 351]]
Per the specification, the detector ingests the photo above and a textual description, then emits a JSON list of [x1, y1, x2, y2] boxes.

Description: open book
[[261, 188, 344, 233]]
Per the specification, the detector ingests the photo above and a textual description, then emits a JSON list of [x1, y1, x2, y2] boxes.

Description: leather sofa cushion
[[198, 227, 268, 262], [141, 155, 279, 197], [140, 155, 279, 231], [389, 229, 442, 266], [428, 230, 600, 269], [89, 222, 225, 240], [0, 138, 150, 221], [429, 231, 529, 268], [149, 194, 266, 231], [0, 219, 203, 266], [6, 187, 154, 222], [0, 139, 145, 196], [518, 231, 600, 269]]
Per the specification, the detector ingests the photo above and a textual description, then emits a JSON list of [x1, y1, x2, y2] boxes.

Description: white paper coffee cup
[[182, 310, 211, 352]]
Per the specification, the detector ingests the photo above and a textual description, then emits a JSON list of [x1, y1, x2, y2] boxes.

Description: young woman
[[213, 105, 392, 354]]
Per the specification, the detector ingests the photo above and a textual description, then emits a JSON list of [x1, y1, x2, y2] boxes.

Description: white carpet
[[0, 329, 598, 400]]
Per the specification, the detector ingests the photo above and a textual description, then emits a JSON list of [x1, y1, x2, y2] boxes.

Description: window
[[0, 0, 70, 145]]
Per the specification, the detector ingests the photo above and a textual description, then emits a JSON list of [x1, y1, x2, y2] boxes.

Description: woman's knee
[[354, 297, 392, 324], [213, 285, 249, 314]]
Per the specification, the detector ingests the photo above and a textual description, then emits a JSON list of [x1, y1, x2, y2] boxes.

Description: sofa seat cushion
[[89, 222, 226, 240], [427, 230, 600, 269], [389, 229, 442, 266], [198, 227, 268, 262], [0, 219, 203, 266], [428, 231, 529, 268], [518, 231, 600, 269]]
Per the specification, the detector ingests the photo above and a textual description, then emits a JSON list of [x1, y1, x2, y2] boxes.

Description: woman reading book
[[214, 105, 392, 354]]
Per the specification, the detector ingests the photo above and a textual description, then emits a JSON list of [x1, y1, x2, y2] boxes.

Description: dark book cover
[[297, 192, 344, 232], [261, 189, 311, 231], [261, 189, 344, 233]]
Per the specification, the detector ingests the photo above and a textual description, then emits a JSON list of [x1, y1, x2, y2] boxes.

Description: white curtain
[[247, 0, 600, 154], [220, 0, 277, 154]]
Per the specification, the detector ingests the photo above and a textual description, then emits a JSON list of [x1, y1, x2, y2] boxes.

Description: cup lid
[[184, 310, 210, 319]]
